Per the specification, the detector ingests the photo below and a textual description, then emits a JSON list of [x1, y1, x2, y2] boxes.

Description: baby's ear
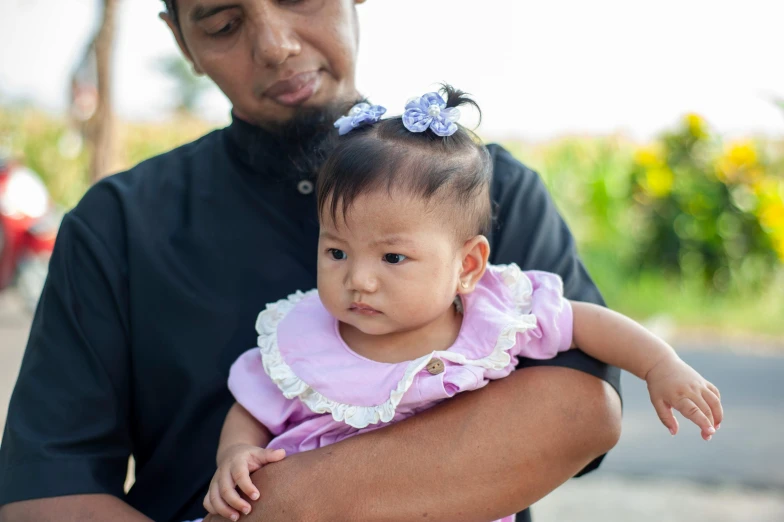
[[457, 235, 490, 293]]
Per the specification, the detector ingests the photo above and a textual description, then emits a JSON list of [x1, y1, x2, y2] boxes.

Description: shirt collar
[[225, 113, 293, 180]]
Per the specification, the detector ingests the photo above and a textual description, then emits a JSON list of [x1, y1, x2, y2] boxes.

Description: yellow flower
[[645, 167, 674, 197], [634, 146, 662, 168], [774, 232, 784, 262], [760, 202, 784, 231], [718, 141, 759, 182], [684, 113, 708, 139], [727, 141, 758, 167]]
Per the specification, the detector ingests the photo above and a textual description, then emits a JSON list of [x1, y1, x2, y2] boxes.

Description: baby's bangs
[[316, 132, 402, 225]]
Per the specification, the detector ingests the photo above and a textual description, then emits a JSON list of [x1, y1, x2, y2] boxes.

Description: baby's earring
[[460, 281, 469, 289]]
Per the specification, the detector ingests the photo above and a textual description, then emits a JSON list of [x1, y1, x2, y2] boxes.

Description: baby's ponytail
[[441, 84, 482, 127]]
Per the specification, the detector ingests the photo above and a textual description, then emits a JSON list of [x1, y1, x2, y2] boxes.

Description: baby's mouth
[[349, 303, 382, 316]]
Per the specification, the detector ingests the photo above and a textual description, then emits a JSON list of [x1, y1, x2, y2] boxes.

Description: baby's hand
[[203, 444, 286, 521], [645, 355, 723, 441]]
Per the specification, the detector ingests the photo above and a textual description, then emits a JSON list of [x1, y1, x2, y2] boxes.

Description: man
[[0, 1, 621, 521]]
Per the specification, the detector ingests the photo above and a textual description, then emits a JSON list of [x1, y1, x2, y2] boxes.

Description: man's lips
[[263, 71, 321, 106], [349, 303, 381, 316]]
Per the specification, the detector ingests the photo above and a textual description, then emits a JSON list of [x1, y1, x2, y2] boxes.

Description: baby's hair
[[317, 84, 493, 241]]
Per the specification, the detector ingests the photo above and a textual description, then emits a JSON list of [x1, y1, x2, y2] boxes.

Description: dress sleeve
[[0, 187, 133, 505], [512, 271, 574, 360], [227, 348, 300, 436]]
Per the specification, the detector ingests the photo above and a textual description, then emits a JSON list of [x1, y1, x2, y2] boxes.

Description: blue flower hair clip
[[402, 92, 461, 137], [334, 102, 387, 136]]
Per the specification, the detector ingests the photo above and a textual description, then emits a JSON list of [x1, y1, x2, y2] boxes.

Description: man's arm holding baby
[[204, 368, 621, 522]]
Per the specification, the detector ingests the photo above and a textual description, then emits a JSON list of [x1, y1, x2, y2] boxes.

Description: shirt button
[[426, 358, 445, 375], [297, 180, 314, 195]]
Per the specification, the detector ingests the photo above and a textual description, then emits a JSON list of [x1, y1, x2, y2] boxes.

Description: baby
[[202, 86, 723, 522]]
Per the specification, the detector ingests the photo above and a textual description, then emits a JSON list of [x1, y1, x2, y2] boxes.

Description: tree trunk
[[85, 0, 119, 182]]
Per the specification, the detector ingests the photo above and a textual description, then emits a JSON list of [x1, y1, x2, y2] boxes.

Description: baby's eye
[[328, 248, 347, 260], [383, 253, 407, 264]]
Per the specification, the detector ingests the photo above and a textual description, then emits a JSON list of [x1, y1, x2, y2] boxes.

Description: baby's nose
[[348, 266, 379, 293]]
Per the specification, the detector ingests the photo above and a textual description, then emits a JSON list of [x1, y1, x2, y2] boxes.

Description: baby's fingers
[[208, 474, 242, 522], [674, 397, 715, 440], [690, 392, 718, 438], [232, 464, 260, 503], [203, 490, 216, 515], [704, 385, 723, 428], [218, 470, 251, 519], [653, 399, 679, 435], [693, 392, 715, 427], [251, 447, 286, 466]]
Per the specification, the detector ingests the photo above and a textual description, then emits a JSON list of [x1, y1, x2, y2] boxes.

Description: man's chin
[[229, 94, 364, 180], [231, 105, 298, 129], [237, 95, 360, 130]]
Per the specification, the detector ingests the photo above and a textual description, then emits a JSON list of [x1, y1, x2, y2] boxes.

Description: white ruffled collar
[[256, 263, 537, 429]]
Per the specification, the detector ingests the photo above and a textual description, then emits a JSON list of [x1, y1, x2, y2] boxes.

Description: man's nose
[[250, 5, 301, 67], [346, 262, 379, 294]]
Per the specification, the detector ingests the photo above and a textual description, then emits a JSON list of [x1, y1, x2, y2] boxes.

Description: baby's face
[[317, 190, 464, 337]]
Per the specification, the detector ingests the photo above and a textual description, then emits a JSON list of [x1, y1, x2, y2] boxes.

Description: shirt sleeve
[[227, 349, 300, 436], [512, 271, 573, 360], [0, 184, 133, 506], [488, 144, 621, 477]]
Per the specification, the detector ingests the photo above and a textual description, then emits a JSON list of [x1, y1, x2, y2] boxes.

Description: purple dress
[[223, 264, 573, 522]]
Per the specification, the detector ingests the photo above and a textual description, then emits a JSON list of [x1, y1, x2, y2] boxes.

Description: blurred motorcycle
[[0, 154, 61, 312]]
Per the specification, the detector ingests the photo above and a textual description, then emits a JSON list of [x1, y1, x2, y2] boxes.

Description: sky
[[1, 0, 783, 141]]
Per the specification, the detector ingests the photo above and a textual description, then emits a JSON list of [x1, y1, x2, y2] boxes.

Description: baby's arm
[[204, 403, 285, 521], [569, 301, 723, 440]]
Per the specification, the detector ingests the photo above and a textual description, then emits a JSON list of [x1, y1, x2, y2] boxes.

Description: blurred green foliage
[[504, 114, 783, 336], [2, 107, 782, 336], [631, 115, 781, 292], [0, 107, 213, 208]]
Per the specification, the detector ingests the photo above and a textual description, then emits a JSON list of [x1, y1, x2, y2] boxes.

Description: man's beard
[[251, 100, 361, 181]]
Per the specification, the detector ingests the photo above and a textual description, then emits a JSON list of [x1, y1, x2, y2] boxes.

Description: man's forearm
[[0, 494, 153, 522], [236, 366, 621, 522]]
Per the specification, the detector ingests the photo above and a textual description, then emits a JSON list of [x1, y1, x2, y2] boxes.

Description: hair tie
[[334, 102, 387, 136], [402, 92, 461, 137]]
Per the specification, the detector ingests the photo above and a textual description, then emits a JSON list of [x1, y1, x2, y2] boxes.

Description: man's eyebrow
[[190, 3, 239, 23]]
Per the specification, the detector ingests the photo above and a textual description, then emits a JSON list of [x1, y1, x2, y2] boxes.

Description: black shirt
[[0, 116, 620, 522]]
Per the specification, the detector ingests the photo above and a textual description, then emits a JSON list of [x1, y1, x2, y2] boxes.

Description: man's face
[[164, 0, 364, 127]]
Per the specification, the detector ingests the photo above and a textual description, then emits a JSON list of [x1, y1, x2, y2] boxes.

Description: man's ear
[[159, 12, 204, 75], [457, 235, 490, 294]]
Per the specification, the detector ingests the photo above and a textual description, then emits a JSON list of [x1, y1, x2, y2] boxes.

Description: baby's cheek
[[399, 288, 451, 321], [317, 280, 341, 315]]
